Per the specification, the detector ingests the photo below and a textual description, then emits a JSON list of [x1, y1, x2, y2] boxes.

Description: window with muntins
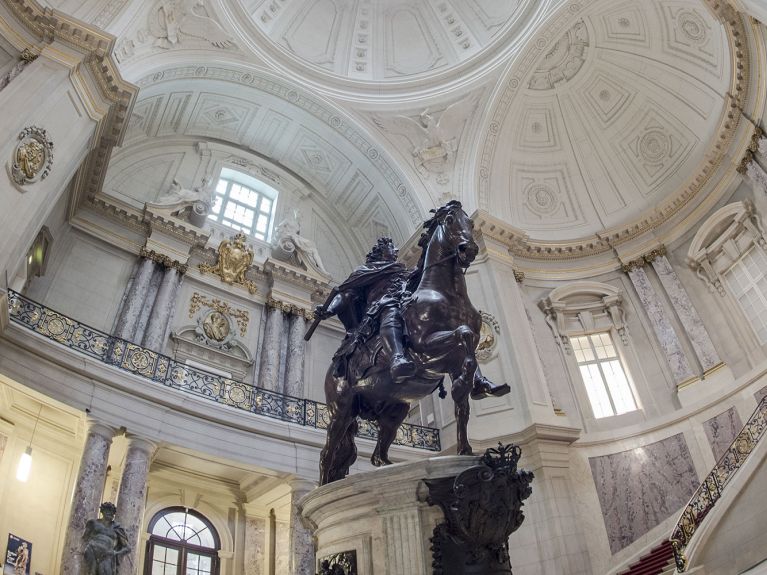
[[208, 167, 277, 241], [570, 332, 637, 419], [144, 508, 220, 575], [725, 245, 767, 344]]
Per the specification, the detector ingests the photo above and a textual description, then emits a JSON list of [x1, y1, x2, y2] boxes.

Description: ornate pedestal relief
[[199, 233, 258, 294], [9, 126, 53, 189]]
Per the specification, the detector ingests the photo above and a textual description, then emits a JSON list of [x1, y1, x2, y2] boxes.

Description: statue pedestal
[[301, 447, 533, 575]]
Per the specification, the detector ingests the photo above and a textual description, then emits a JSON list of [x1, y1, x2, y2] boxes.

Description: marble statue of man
[[273, 209, 328, 275], [82, 502, 130, 575]]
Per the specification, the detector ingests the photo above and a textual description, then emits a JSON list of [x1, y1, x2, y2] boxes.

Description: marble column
[[142, 267, 180, 353], [259, 302, 284, 391], [60, 419, 116, 575], [288, 479, 316, 575], [0, 51, 36, 93], [133, 265, 163, 344], [625, 264, 695, 384], [114, 258, 156, 341], [284, 314, 307, 397], [650, 254, 721, 371], [116, 435, 157, 575]]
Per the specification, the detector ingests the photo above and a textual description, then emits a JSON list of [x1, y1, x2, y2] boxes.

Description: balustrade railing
[[5, 290, 441, 452], [670, 394, 767, 571]]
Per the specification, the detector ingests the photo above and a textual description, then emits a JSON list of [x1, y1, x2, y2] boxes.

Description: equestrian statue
[[306, 201, 510, 485]]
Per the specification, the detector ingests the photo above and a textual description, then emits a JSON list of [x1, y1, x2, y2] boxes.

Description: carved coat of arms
[[10, 126, 53, 186], [199, 233, 258, 294]]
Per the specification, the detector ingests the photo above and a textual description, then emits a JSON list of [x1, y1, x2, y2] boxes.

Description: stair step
[[618, 540, 675, 575]]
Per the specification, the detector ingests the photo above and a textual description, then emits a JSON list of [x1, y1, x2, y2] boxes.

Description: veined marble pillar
[[60, 419, 116, 575], [284, 314, 307, 397], [625, 263, 695, 384], [114, 258, 157, 341], [116, 435, 157, 575], [288, 479, 316, 575], [133, 265, 163, 344], [649, 254, 721, 371], [142, 267, 181, 353], [259, 302, 284, 391], [746, 157, 767, 195]]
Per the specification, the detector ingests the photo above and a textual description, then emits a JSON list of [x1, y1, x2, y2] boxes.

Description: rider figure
[[315, 237, 416, 381]]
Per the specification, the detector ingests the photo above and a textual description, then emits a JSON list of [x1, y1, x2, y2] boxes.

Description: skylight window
[[208, 168, 277, 242]]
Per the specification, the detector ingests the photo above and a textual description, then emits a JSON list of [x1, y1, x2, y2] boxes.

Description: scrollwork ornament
[[10, 126, 53, 186]]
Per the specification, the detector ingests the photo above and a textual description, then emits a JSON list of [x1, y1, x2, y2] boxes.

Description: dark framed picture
[[4, 534, 32, 575]]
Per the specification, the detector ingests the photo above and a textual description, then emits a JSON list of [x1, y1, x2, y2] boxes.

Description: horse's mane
[[406, 200, 463, 293]]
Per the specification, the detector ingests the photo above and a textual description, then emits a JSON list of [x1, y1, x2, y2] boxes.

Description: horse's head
[[426, 200, 478, 268]]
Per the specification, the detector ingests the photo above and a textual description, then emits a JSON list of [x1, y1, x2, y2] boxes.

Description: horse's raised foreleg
[[371, 401, 409, 467]]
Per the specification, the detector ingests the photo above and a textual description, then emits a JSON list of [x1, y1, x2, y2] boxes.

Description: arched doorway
[[144, 507, 220, 575]]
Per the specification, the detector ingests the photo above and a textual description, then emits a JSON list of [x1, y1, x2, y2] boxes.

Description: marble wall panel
[[756, 385, 767, 405], [245, 517, 266, 575], [703, 407, 743, 461], [0, 433, 6, 461], [275, 521, 289, 574], [589, 433, 699, 553]]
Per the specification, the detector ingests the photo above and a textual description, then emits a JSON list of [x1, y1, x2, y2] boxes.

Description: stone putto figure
[[81, 502, 130, 575], [272, 209, 328, 275], [154, 176, 216, 226]]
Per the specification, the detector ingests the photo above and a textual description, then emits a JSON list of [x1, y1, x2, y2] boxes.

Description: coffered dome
[[477, 0, 734, 244], [232, 0, 543, 92]]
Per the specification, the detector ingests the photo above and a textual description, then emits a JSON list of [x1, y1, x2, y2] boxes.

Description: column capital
[[124, 434, 159, 458], [85, 417, 118, 442]]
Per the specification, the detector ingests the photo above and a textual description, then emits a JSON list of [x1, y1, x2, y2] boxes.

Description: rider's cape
[[330, 260, 409, 379]]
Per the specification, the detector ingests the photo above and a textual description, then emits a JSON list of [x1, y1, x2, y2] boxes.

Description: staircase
[[618, 540, 675, 575]]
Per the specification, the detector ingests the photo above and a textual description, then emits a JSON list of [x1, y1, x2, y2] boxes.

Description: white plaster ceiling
[[477, 0, 732, 242], [234, 0, 541, 87]]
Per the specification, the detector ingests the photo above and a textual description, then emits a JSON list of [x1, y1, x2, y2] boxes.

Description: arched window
[[144, 508, 220, 575], [208, 167, 278, 241]]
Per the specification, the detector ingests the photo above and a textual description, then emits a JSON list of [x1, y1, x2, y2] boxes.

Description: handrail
[[4, 290, 441, 452], [669, 394, 767, 571]]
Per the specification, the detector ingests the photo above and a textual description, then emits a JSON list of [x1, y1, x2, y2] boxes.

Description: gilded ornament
[[140, 247, 188, 273], [11, 126, 53, 186], [476, 311, 500, 361], [199, 233, 258, 294], [188, 292, 249, 336], [643, 245, 667, 263], [621, 257, 646, 273]]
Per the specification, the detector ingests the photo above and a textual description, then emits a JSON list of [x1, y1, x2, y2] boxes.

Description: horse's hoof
[[470, 381, 510, 400], [371, 455, 393, 467]]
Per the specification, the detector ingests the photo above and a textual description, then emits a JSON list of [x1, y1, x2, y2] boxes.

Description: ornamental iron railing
[[670, 394, 767, 571], [5, 290, 441, 452]]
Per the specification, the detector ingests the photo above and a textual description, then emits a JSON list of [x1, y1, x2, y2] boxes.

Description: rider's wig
[[366, 237, 397, 263], [99, 502, 117, 515]]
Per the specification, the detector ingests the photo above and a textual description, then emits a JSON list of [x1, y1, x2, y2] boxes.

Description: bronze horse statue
[[307, 201, 509, 485]]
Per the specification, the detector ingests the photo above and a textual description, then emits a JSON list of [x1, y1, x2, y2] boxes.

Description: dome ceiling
[[478, 0, 732, 243], [236, 0, 540, 87]]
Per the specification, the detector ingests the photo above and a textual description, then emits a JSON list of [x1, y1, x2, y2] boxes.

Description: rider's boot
[[390, 353, 416, 380]]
